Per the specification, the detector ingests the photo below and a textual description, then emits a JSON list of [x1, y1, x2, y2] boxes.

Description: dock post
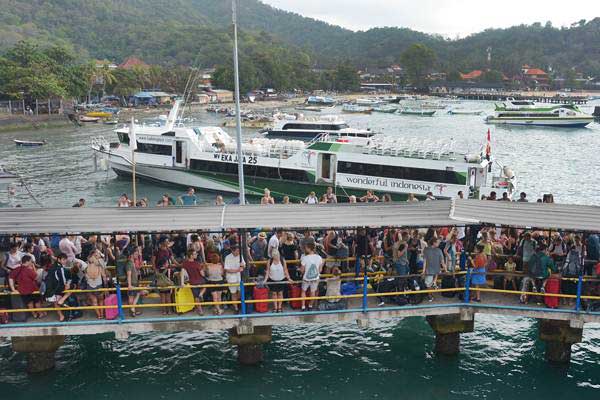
[[426, 314, 474, 356], [575, 275, 583, 312], [12, 335, 65, 374], [116, 283, 125, 321], [538, 319, 583, 364], [229, 325, 272, 365]]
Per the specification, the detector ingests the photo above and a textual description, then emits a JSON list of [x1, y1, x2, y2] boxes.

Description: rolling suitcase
[[544, 277, 560, 309], [104, 294, 119, 320], [289, 284, 302, 309], [253, 286, 269, 313]]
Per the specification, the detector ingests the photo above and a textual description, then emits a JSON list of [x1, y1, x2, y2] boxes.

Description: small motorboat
[[448, 109, 483, 115], [80, 116, 101, 123], [342, 104, 373, 114], [103, 119, 119, 125], [14, 139, 47, 147], [398, 109, 436, 116], [372, 105, 398, 113]]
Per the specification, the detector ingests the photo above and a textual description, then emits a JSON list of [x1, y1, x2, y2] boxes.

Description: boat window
[[337, 161, 466, 185], [162, 131, 175, 136], [136, 142, 172, 156], [189, 159, 310, 182], [117, 132, 130, 145]]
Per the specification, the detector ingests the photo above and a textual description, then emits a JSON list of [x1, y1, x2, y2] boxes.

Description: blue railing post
[[460, 249, 471, 303], [115, 283, 125, 322], [362, 270, 368, 312], [575, 275, 583, 312], [240, 280, 247, 315]]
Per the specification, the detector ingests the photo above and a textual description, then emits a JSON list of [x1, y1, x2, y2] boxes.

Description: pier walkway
[[1, 200, 599, 372]]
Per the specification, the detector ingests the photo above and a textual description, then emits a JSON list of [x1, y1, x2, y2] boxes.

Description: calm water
[[0, 100, 599, 398]]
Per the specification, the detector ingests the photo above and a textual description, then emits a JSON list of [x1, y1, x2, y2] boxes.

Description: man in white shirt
[[224, 245, 245, 312], [268, 230, 282, 259]]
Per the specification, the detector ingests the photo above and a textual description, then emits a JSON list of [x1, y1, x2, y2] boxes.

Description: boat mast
[[232, 0, 246, 205]]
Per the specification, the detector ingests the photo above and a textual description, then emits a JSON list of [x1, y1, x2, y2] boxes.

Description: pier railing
[[1, 253, 599, 328]]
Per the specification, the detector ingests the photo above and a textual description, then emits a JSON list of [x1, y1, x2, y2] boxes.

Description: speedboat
[[263, 115, 373, 141], [398, 109, 436, 116], [448, 110, 483, 116]]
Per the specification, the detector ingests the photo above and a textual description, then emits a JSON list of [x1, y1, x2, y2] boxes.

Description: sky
[[261, 0, 599, 37]]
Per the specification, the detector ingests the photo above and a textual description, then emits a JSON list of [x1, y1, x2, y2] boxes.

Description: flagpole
[[232, 0, 246, 205], [130, 117, 138, 206]]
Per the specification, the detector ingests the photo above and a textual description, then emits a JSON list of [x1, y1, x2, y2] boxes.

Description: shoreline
[[0, 114, 74, 133]]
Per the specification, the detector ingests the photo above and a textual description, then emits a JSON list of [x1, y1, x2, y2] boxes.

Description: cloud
[[262, 0, 599, 37]]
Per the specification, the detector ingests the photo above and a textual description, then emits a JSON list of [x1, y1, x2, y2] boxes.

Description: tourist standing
[[9, 255, 42, 319], [179, 187, 198, 206], [299, 241, 324, 311], [224, 245, 245, 313], [422, 238, 446, 301], [181, 249, 206, 315], [261, 188, 275, 205], [264, 249, 291, 312]]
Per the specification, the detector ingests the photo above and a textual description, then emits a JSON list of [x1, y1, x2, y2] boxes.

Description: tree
[[400, 44, 436, 89], [482, 69, 503, 83], [333, 63, 359, 91]]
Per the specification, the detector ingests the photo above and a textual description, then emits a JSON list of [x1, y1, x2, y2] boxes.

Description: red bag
[[253, 287, 269, 313], [595, 262, 600, 277], [288, 284, 302, 309], [0, 308, 8, 324], [544, 278, 560, 309]]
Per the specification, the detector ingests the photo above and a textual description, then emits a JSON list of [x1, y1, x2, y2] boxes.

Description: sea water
[[0, 100, 599, 398]]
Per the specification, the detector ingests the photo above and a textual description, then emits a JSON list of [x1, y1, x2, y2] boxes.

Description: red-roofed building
[[521, 65, 549, 87], [119, 57, 149, 70], [460, 70, 483, 80]]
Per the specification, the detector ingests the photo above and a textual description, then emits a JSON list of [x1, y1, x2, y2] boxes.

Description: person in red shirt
[[9, 255, 43, 319], [180, 250, 206, 315]]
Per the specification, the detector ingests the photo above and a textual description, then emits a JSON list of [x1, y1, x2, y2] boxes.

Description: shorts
[[46, 295, 62, 303], [206, 280, 224, 296], [191, 287, 204, 299], [424, 275, 435, 288], [394, 262, 409, 276], [21, 294, 39, 305], [301, 280, 318, 293], [268, 279, 285, 293], [228, 283, 239, 294]]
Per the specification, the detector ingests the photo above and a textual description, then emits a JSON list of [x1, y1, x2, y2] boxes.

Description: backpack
[[305, 261, 319, 280], [562, 250, 582, 277], [528, 253, 544, 277]]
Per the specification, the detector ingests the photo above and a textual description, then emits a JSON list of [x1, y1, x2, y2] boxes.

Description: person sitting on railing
[[205, 253, 225, 316], [9, 255, 43, 319], [470, 245, 487, 303], [264, 249, 292, 313], [422, 238, 447, 302], [502, 256, 518, 291], [299, 240, 324, 311]]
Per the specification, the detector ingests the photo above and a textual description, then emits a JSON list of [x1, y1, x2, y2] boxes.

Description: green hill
[[1, 0, 599, 77]]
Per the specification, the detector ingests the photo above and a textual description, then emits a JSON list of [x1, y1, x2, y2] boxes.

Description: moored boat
[[448, 110, 484, 115], [342, 104, 373, 114], [92, 101, 515, 201], [14, 139, 47, 147], [372, 105, 398, 113], [306, 96, 336, 106], [398, 109, 436, 116], [486, 99, 593, 128], [80, 116, 101, 123], [263, 115, 373, 141]]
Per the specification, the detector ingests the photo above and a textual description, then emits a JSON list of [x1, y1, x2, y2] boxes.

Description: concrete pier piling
[[11, 335, 65, 374], [427, 313, 474, 356], [538, 319, 583, 364], [229, 324, 272, 365]]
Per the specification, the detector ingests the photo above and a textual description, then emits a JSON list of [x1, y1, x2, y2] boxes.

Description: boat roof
[[0, 200, 598, 235]]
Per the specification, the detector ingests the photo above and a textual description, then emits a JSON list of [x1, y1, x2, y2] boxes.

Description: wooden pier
[[432, 92, 588, 104]]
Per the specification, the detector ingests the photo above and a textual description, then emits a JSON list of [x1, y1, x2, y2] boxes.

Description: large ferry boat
[[485, 98, 594, 128], [262, 115, 374, 141], [92, 101, 516, 201]]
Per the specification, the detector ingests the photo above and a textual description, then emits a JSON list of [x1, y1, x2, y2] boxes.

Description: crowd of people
[[1, 188, 599, 323]]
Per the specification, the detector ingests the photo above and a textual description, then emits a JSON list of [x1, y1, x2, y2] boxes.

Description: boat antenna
[[232, 0, 246, 205]]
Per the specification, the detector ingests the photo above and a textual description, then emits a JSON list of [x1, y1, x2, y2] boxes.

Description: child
[[503, 256, 518, 292], [326, 267, 342, 303]]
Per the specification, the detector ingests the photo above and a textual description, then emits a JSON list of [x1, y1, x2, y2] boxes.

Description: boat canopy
[[0, 200, 598, 235]]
